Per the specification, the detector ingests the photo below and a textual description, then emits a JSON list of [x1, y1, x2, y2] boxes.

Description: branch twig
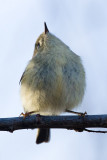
[[84, 128, 107, 133]]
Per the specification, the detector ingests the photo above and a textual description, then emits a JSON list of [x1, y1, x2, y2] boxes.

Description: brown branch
[[0, 114, 107, 133]]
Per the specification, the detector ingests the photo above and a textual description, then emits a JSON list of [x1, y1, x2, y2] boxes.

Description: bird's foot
[[19, 111, 35, 118], [65, 109, 87, 117]]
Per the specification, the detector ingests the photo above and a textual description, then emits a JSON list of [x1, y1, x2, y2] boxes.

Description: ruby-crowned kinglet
[[20, 23, 86, 144]]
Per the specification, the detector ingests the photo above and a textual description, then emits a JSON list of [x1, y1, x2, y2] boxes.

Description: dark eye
[[36, 42, 40, 50]]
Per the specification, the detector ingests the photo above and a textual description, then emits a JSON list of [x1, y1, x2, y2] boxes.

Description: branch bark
[[0, 114, 107, 133]]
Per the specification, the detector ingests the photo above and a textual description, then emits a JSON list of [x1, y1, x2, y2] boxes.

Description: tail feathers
[[36, 128, 50, 144]]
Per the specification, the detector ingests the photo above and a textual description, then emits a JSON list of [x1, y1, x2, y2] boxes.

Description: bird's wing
[[19, 71, 25, 84]]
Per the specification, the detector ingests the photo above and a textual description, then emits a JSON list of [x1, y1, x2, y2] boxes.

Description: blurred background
[[0, 0, 107, 160]]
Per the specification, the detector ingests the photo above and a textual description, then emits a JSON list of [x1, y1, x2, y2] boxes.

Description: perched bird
[[20, 23, 86, 144]]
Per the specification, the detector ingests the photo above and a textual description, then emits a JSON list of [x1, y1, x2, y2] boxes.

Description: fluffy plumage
[[20, 23, 86, 144]]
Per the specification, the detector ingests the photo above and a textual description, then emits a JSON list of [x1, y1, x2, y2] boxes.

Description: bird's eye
[[36, 42, 40, 50]]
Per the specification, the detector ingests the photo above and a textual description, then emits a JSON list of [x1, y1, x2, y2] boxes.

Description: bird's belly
[[20, 75, 85, 115], [20, 84, 67, 115], [20, 61, 85, 115]]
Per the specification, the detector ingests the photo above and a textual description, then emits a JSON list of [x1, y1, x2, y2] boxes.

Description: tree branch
[[0, 114, 107, 133]]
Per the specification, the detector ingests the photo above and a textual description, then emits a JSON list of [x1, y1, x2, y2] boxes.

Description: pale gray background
[[0, 0, 107, 160]]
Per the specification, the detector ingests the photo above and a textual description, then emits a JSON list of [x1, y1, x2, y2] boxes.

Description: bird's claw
[[19, 111, 35, 118]]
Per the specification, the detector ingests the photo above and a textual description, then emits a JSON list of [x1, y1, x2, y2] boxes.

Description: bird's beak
[[44, 22, 49, 34]]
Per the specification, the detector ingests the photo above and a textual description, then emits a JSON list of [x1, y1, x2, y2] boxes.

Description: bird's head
[[33, 22, 66, 57]]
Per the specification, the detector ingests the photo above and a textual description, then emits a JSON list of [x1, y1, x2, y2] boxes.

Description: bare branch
[[84, 128, 107, 133], [0, 114, 107, 133]]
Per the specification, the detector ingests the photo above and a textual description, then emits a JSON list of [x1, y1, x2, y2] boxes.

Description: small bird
[[20, 23, 86, 144]]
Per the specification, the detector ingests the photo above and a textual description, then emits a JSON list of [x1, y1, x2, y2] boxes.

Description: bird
[[20, 22, 86, 144]]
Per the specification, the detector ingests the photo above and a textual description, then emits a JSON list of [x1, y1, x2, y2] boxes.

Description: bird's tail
[[36, 128, 50, 144]]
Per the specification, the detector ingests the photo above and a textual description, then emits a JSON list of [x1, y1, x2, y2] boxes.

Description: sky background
[[0, 0, 107, 160]]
